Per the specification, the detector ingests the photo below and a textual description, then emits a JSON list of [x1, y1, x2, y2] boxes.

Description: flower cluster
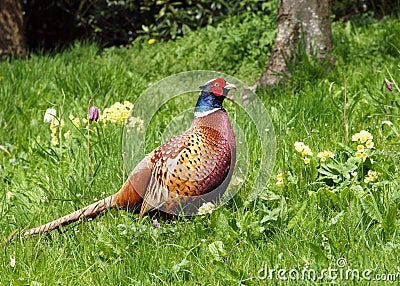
[[101, 101, 134, 124], [364, 170, 380, 183], [69, 114, 82, 127], [352, 130, 373, 144], [352, 130, 374, 162], [44, 101, 138, 146], [198, 202, 215, 215], [316, 150, 335, 162], [294, 141, 313, 164], [276, 173, 284, 187], [44, 109, 64, 145], [49, 119, 65, 145], [290, 129, 384, 191]]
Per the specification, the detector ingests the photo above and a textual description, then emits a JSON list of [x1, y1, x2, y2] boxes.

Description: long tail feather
[[22, 196, 113, 237]]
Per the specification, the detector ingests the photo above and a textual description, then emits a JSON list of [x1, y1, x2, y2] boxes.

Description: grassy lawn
[[1, 12, 400, 285]]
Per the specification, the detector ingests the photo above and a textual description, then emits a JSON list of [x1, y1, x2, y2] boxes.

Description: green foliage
[[23, 0, 275, 49], [111, 11, 276, 83], [139, 0, 268, 39], [1, 11, 400, 285], [332, 0, 399, 21]]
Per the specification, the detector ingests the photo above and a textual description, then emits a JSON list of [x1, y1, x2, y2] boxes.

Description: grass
[[1, 11, 400, 285]]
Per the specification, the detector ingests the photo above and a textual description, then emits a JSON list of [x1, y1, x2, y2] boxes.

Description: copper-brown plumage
[[23, 78, 236, 236]]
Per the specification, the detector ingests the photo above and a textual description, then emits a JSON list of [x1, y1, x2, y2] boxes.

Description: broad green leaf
[[309, 243, 329, 268], [209, 241, 226, 261], [258, 191, 280, 201], [172, 259, 189, 273], [382, 204, 397, 235], [287, 200, 307, 231], [260, 207, 280, 224], [214, 260, 241, 282], [279, 196, 288, 222], [360, 197, 383, 223], [329, 211, 345, 226]]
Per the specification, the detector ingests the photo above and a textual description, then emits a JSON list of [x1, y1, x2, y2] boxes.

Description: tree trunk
[[256, 0, 333, 86], [0, 0, 26, 58]]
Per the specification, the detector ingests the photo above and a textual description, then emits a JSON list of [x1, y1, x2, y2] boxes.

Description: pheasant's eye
[[214, 83, 219, 87]]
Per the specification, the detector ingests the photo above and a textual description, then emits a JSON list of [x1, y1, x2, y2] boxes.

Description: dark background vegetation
[[22, 0, 399, 52]]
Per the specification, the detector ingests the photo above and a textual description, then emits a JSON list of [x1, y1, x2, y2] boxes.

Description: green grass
[[1, 12, 400, 285]]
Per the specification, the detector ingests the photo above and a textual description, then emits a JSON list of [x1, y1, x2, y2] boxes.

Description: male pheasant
[[23, 78, 236, 236]]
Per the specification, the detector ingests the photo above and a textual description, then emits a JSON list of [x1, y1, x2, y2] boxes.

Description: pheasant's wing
[[139, 126, 231, 216]]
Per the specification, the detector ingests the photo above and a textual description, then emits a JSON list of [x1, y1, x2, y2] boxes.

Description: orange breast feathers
[[141, 126, 232, 213]]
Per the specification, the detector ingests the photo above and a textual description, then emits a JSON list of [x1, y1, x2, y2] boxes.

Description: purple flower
[[152, 219, 161, 228], [385, 80, 393, 92], [88, 106, 100, 122]]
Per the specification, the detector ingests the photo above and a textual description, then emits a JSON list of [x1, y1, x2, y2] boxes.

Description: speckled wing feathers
[[139, 126, 231, 216]]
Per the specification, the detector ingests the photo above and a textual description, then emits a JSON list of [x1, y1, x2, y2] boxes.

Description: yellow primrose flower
[[360, 152, 367, 162], [49, 118, 65, 145], [101, 101, 134, 124], [365, 140, 374, 149], [123, 101, 134, 109], [352, 130, 373, 143], [294, 141, 305, 153], [276, 173, 285, 186], [317, 150, 334, 162], [351, 133, 360, 142], [69, 114, 81, 127], [359, 130, 373, 143], [51, 133, 58, 146], [148, 38, 156, 45], [302, 146, 313, 156], [367, 170, 379, 178], [64, 130, 71, 139], [364, 170, 379, 183], [303, 157, 311, 164], [327, 151, 335, 158], [198, 202, 215, 215], [357, 145, 365, 152], [6, 191, 14, 200], [294, 141, 312, 156], [231, 176, 244, 186], [356, 152, 368, 162]]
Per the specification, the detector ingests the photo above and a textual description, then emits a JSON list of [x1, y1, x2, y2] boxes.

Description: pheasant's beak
[[224, 82, 237, 90], [223, 82, 236, 99]]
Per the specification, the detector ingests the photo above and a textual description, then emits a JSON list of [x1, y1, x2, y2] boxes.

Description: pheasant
[[23, 78, 236, 236]]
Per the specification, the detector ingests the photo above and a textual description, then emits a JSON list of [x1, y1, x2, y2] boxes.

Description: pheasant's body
[[23, 78, 236, 236]]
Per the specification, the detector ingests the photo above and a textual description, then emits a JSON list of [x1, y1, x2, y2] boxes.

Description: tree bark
[[256, 0, 333, 87], [0, 0, 26, 58]]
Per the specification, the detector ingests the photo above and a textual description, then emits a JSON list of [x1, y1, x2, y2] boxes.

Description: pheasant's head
[[195, 78, 236, 117]]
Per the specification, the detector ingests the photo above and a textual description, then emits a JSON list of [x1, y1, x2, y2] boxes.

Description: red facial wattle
[[210, 78, 226, 96], [211, 86, 224, 96]]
